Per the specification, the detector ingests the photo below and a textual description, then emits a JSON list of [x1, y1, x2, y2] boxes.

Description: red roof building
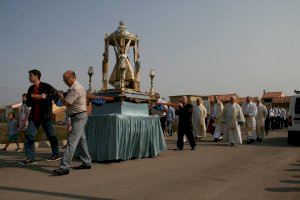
[[262, 91, 284, 99]]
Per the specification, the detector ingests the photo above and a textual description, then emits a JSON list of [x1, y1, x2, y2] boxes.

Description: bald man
[[221, 96, 245, 146], [255, 98, 268, 142], [241, 96, 257, 144], [53, 71, 92, 176]]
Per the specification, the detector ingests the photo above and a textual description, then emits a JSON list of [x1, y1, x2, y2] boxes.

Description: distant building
[[237, 97, 259, 104], [262, 90, 291, 108]]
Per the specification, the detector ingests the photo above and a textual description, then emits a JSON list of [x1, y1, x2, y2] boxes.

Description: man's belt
[[69, 111, 86, 118]]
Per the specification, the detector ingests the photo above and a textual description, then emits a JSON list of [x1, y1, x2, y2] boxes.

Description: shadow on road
[[265, 187, 300, 192], [0, 186, 115, 200], [266, 160, 300, 193], [251, 137, 290, 147], [0, 151, 55, 175]]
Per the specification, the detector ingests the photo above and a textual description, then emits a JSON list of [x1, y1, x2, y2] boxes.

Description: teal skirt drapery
[[85, 114, 167, 161]]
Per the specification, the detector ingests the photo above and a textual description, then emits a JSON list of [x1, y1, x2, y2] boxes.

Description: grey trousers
[[60, 113, 91, 169]]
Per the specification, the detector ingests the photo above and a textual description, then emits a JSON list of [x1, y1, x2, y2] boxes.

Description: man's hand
[[178, 103, 183, 108], [41, 93, 46, 99], [31, 93, 46, 99], [57, 91, 64, 99]]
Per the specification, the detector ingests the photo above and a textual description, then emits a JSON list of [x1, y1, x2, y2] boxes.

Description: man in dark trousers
[[175, 96, 196, 150], [19, 69, 60, 165]]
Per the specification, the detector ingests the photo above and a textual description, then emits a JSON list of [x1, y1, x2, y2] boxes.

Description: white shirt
[[65, 81, 87, 116], [241, 102, 257, 117]]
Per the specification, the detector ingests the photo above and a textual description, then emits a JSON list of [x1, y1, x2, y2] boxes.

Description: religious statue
[[101, 21, 141, 92], [101, 53, 109, 90]]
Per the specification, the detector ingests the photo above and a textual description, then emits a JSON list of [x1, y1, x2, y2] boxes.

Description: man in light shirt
[[53, 70, 92, 176], [255, 98, 268, 142], [211, 96, 224, 142], [221, 96, 245, 147], [193, 98, 207, 141], [241, 96, 257, 144]]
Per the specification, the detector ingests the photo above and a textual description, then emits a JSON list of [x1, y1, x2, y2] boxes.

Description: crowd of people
[[153, 95, 288, 149], [1, 69, 92, 176], [1, 70, 289, 175]]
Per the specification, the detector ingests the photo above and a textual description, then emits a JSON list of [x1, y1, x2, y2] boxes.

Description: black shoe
[[18, 159, 37, 165], [1, 148, 6, 151], [230, 143, 235, 147], [191, 147, 196, 150], [53, 168, 69, 176], [247, 139, 254, 144], [175, 148, 183, 151], [213, 138, 219, 142], [73, 164, 91, 170], [46, 156, 61, 162]]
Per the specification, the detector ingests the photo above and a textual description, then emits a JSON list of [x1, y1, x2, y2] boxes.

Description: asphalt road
[[0, 128, 299, 200]]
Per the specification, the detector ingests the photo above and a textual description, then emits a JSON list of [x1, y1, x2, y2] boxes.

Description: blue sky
[[0, 0, 299, 106]]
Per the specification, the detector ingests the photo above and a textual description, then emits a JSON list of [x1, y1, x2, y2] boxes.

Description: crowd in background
[[152, 95, 289, 148]]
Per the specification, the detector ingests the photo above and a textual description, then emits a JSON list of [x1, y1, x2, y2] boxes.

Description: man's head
[[196, 98, 203, 105], [8, 112, 15, 120], [256, 98, 261, 105], [180, 96, 188, 105], [63, 70, 76, 87], [22, 93, 27, 102], [28, 69, 41, 83], [230, 96, 236, 104], [246, 96, 251, 103], [214, 95, 219, 102]]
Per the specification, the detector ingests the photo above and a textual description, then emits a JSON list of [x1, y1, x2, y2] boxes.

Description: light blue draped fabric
[[85, 114, 167, 161]]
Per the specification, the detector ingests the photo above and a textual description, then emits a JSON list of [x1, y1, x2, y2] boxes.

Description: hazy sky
[[0, 0, 299, 107]]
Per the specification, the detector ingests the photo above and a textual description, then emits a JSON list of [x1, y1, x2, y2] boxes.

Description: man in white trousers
[[241, 96, 257, 144], [255, 98, 268, 142], [211, 96, 224, 142], [193, 98, 207, 141], [221, 96, 245, 147]]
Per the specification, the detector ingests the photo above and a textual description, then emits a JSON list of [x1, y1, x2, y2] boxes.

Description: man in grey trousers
[[53, 70, 92, 176]]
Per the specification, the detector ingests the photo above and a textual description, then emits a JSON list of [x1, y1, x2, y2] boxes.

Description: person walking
[[19, 69, 60, 165], [1, 112, 21, 152], [221, 96, 245, 147], [211, 96, 224, 142], [166, 105, 175, 136], [193, 98, 207, 141], [18, 93, 31, 143], [264, 105, 270, 135], [53, 70, 92, 176], [175, 96, 196, 150], [241, 96, 257, 144], [255, 98, 268, 142]]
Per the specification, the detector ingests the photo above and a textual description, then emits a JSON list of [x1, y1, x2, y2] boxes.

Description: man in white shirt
[[255, 98, 268, 142], [193, 98, 207, 141], [241, 96, 257, 144], [211, 96, 224, 142], [53, 70, 92, 176], [221, 96, 245, 147]]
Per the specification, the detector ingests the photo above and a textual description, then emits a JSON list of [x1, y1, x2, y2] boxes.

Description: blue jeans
[[60, 113, 91, 169], [25, 120, 60, 160]]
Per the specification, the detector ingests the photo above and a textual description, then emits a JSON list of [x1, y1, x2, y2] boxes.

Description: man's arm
[[46, 83, 60, 103], [58, 91, 71, 107], [26, 87, 33, 107]]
